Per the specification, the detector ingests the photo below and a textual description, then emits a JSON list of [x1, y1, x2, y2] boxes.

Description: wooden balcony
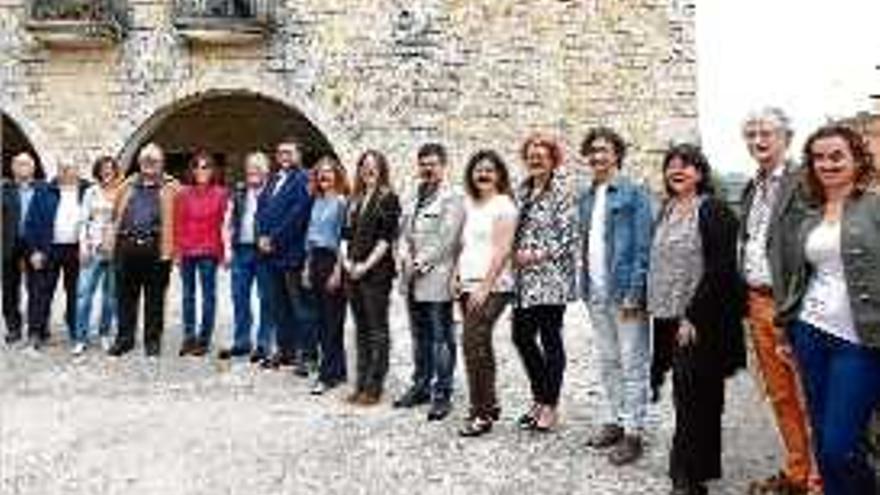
[[174, 0, 274, 45], [26, 0, 127, 48]]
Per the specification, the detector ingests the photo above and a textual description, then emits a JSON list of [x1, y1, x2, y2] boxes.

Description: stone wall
[[1, 0, 698, 188]]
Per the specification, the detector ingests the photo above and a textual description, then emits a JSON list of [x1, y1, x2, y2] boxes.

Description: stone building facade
[[1, 0, 698, 187]]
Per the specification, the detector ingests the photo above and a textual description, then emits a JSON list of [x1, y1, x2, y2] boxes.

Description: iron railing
[[30, 0, 126, 25], [174, 0, 273, 23]]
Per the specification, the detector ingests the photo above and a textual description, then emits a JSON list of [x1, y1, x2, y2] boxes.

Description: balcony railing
[[174, 0, 274, 44], [27, 0, 127, 47]]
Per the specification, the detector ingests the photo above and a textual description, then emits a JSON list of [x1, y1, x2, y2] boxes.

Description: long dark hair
[[352, 149, 392, 199], [463, 149, 512, 200], [661, 143, 715, 197], [185, 150, 224, 186], [802, 123, 876, 204]]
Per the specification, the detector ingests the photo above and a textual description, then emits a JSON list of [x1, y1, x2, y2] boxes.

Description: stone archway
[[119, 90, 338, 181], [2, 112, 46, 179]]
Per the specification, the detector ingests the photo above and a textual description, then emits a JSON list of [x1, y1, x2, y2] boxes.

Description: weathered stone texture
[[1, 0, 697, 188]]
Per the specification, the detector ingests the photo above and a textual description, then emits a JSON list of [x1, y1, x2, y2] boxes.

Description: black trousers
[[2, 244, 27, 340], [308, 249, 347, 384], [349, 274, 391, 396], [27, 243, 79, 341], [654, 318, 725, 486], [115, 246, 171, 354], [512, 304, 567, 406]]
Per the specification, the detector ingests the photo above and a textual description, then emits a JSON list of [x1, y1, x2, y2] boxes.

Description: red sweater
[[174, 184, 228, 260]]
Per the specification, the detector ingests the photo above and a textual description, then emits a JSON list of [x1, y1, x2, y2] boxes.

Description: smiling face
[[471, 158, 500, 198], [359, 153, 381, 190], [138, 145, 164, 180], [11, 153, 36, 183], [275, 142, 301, 170], [191, 157, 215, 186], [315, 161, 338, 194], [584, 136, 619, 183], [417, 153, 444, 186], [98, 159, 118, 187], [664, 156, 702, 198], [524, 142, 553, 181], [744, 118, 789, 171], [808, 135, 858, 194]]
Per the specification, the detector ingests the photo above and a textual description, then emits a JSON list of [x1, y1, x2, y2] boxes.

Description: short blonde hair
[[138, 142, 165, 163], [244, 151, 270, 174]]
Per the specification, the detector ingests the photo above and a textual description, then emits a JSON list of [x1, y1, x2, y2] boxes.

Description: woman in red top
[[175, 151, 228, 356]]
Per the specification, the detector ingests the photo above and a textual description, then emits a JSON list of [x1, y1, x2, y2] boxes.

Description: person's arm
[[353, 193, 401, 278], [220, 195, 234, 267], [267, 173, 311, 247], [622, 186, 655, 311], [469, 204, 516, 310]]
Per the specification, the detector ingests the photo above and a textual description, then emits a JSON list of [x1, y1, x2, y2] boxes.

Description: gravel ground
[[0, 272, 784, 495]]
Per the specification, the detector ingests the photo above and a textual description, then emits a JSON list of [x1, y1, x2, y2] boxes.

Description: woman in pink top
[[175, 151, 228, 357]]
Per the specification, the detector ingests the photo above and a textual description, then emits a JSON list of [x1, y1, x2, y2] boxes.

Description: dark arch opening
[[2, 113, 45, 179], [121, 91, 337, 183]]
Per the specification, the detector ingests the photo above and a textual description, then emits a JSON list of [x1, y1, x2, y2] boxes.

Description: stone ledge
[[26, 18, 123, 48]]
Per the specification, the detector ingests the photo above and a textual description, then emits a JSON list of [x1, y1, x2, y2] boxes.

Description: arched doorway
[[2, 112, 45, 179], [120, 91, 337, 181]]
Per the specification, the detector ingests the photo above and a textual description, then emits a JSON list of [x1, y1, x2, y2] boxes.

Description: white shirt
[[799, 220, 859, 344], [53, 187, 81, 244], [240, 188, 259, 244], [458, 194, 518, 293], [743, 163, 785, 287], [79, 185, 115, 257], [587, 183, 609, 298]]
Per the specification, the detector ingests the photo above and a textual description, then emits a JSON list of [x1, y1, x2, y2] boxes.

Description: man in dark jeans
[[394, 143, 464, 420], [109, 143, 179, 357], [255, 139, 313, 371], [2, 152, 40, 346]]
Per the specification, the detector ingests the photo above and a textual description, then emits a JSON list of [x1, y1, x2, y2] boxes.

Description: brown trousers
[[460, 292, 509, 419], [747, 289, 816, 486]]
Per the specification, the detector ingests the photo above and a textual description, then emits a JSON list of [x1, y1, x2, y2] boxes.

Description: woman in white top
[[456, 150, 518, 437], [73, 156, 121, 354], [775, 124, 880, 495]]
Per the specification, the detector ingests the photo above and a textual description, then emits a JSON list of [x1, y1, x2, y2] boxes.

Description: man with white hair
[[108, 142, 179, 357], [22, 154, 90, 351], [739, 108, 817, 494]]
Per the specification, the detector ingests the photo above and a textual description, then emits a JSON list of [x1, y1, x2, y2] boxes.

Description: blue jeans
[[74, 257, 116, 344], [407, 299, 456, 400], [230, 245, 273, 353], [788, 320, 880, 495], [180, 256, 218, 346], [290, 270, 319, 362], [587, 296, 650, 431]]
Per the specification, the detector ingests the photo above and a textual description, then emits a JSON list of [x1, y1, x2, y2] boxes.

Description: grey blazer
[[399, 185, 465, 302], [773, 188, 880, 350]]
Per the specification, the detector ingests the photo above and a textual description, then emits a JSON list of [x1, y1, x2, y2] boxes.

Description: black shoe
[[250, 348, 267, 363], [145, 348, 161, 358], [108, 342, 133, 357], [427, 400, 451, 421], [670, 480, 707, 495], [293, 360, 310, 377], [459, 416, 493, 437], [608, 434, 644, 466], [4, 332, 22, 345], [393, 388, 430, 408], [586, 424, 625, 448], [260, 352, 295, 369], [218, 347, 250, 360], [190, 342, 208, 357], [179, 338, 198, 357]]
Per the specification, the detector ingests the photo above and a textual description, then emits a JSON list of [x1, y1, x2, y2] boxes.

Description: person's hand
[[79, 247, 91, 265], [29, 251, 46, 270], [257, 236, 273, 254], [514, 249, 543, 268], [677, 319, 697, 347], [349, 262, 367, 281], [467, 283, 491, 316], [620, 307, 643, 321], [221, 252, 232, 269], [326, 267, 342, 292], [301, 266, 312, 289]]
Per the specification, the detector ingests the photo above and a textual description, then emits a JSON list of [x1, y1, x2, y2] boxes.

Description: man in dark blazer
[[255, 139, 313, 369], [2, 152, 40, 345]]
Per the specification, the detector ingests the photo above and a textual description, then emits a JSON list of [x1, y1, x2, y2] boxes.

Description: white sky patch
[[696, 0, 880, 173]]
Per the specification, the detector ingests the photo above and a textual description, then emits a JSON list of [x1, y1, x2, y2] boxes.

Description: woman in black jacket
[[648, 144, 746, 495]]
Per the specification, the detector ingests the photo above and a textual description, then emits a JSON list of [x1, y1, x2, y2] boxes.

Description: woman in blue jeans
[[775, 124, 880, 495], [74, 156, 122, 354]]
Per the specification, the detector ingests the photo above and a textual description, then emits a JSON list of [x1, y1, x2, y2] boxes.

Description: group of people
[[2, 107, 878, 495]]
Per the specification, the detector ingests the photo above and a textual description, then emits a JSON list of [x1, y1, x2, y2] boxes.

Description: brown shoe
[[358, 391, 381, 406], [608, 434, 644, 466], [345, 391, 363, 404], [586, 424, 625, 448], [748, 472, 808, 495]]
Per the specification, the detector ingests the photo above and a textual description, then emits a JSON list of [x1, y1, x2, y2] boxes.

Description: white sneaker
[[71, 342, 87, 356], [100, 336, 113, 352]]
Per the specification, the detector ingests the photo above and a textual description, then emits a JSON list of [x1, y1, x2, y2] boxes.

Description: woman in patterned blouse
[[511, 134, 577, 432]]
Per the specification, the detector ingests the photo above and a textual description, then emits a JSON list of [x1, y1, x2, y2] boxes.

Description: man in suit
[[255, 139, 313, 370], [739, 107, 817, 495], [394, 143, 464, 420], [2, 152, 40, 346]]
